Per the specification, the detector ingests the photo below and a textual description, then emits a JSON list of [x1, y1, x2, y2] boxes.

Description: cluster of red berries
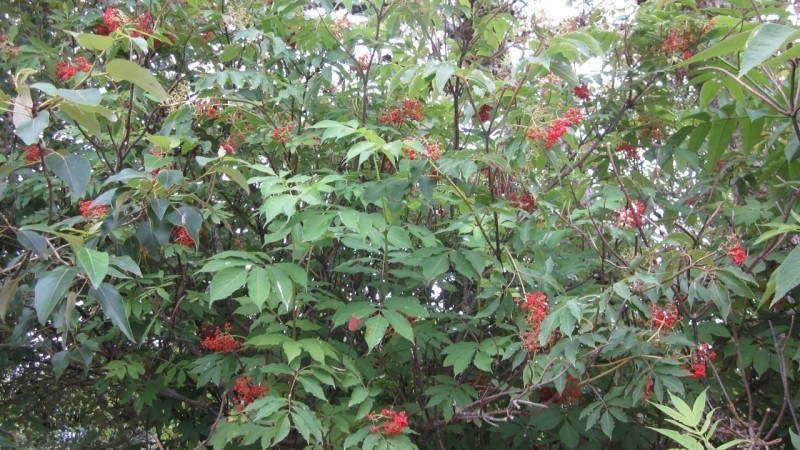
[[0, 34, 19, 58], [614, 200, 646, 228], [573, 84, 590, 101], [285, 33, 297, 50], [640, 127, 662, 142], [660, 21, 713, 60], [615, 143, 638, 160], [149, 147, 166, 177], [379, 99, 424, 125], [477, 104, 492, 122], [219, 140, 236, 154], [516, 292, 552, 353], [96, 7, 122, 35], [539, 376, 581, 405], [402, 136, 418, 160], [79, 200, 109, 220], [402, 135, 442, 161], [684, 343, 716, 379], [660, 29, 695, 57], [727, 240, 746, 265], [424, 142, 441, 160], [196, 102, 218, 119], [366, 409, 409, 436], [332, 16, 351, 40], [233, 376, 269, 412], [22, 144, 42, 163], [527, 107, 583, 150], [200, 322, 241, 352], [130, 12, 153, 38], [200, 31, 214, 41], [96, 7, 153, 37], [350, 54, 369, 72], [172, 225, 198, 247], [272, 121, 296, 144], [509, 191, 537, 213], [219, 130, 248, 154], [649, 303, 678, 334], [487, 174, 537, 213], [55, 57, 91, 80], [641, 377, 653, 402]]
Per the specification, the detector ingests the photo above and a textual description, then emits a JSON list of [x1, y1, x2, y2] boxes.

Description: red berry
[[478, 104, 492, 122], [347, 316, 360, 331], [22, 144, 42, 163], [573, 84, 590, 101]]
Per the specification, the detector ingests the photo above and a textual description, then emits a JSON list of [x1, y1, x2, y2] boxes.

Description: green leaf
[[283, 340, 302, 363], [649, 427, 704, 450], [473, 350, 493, 372], [682, 31, 750, 66], [145, 134, 173, 148], [110, 255, 142, 277], [559, 420, 580, 448], [422, 253, 449, 280], [105, 59, 168, 102], [167, 206, 202, 241], [790, 429, 800, 450], [217, 165, 250, 191], [707, 280, 730, 321], [691, 388, 707, 427], [219, 44, 240, 63], [344, 141, 377, 164], [269, 267, 294, 310], [52, 351, 70, 379], [210, 267, 249, 303], [299, 339, 332, 363], [301, 214, 333, 242], [649, 401, 691, 426], [740, 24, 800, 76], [44, 153, 91, 201], [297, 376, 326, 401], [716, 440, 749, 450], [60, 103, 101, 137], [704, 118, 737, 173], [382, 309, 414, 343], [348, 386, 370, 407], [156, 169, 184, 188], [34, 266, 78, 324], [600, 410, 614, 438], [442, 342, 477, 376], [75, 32, 115, 51], [16, 110, 50, 145], [669, 391, 697, 426], [248, 267, 271, 311], [57, 88, 102, 106], [136, 219, 170, 255], [89, 283, 135, 341], [0, 278, 20, 323], [774, 245, 800, 304], [433, 62, 456, 94], [74, 246, 110, 290], [17, 229, 49, 259], [364, 314, 389, 351]]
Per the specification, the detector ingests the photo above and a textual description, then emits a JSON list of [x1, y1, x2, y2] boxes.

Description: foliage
[[1, 0, 800, 448], [649, 389, 746, 450]]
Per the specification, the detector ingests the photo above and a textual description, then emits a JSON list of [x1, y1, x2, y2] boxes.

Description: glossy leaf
[[105, 59, 169, 102], [44, 153, 91, 201], [89, 283, 135, 341], [34, 266, 78, 324], [74, 246, 109, 290]]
